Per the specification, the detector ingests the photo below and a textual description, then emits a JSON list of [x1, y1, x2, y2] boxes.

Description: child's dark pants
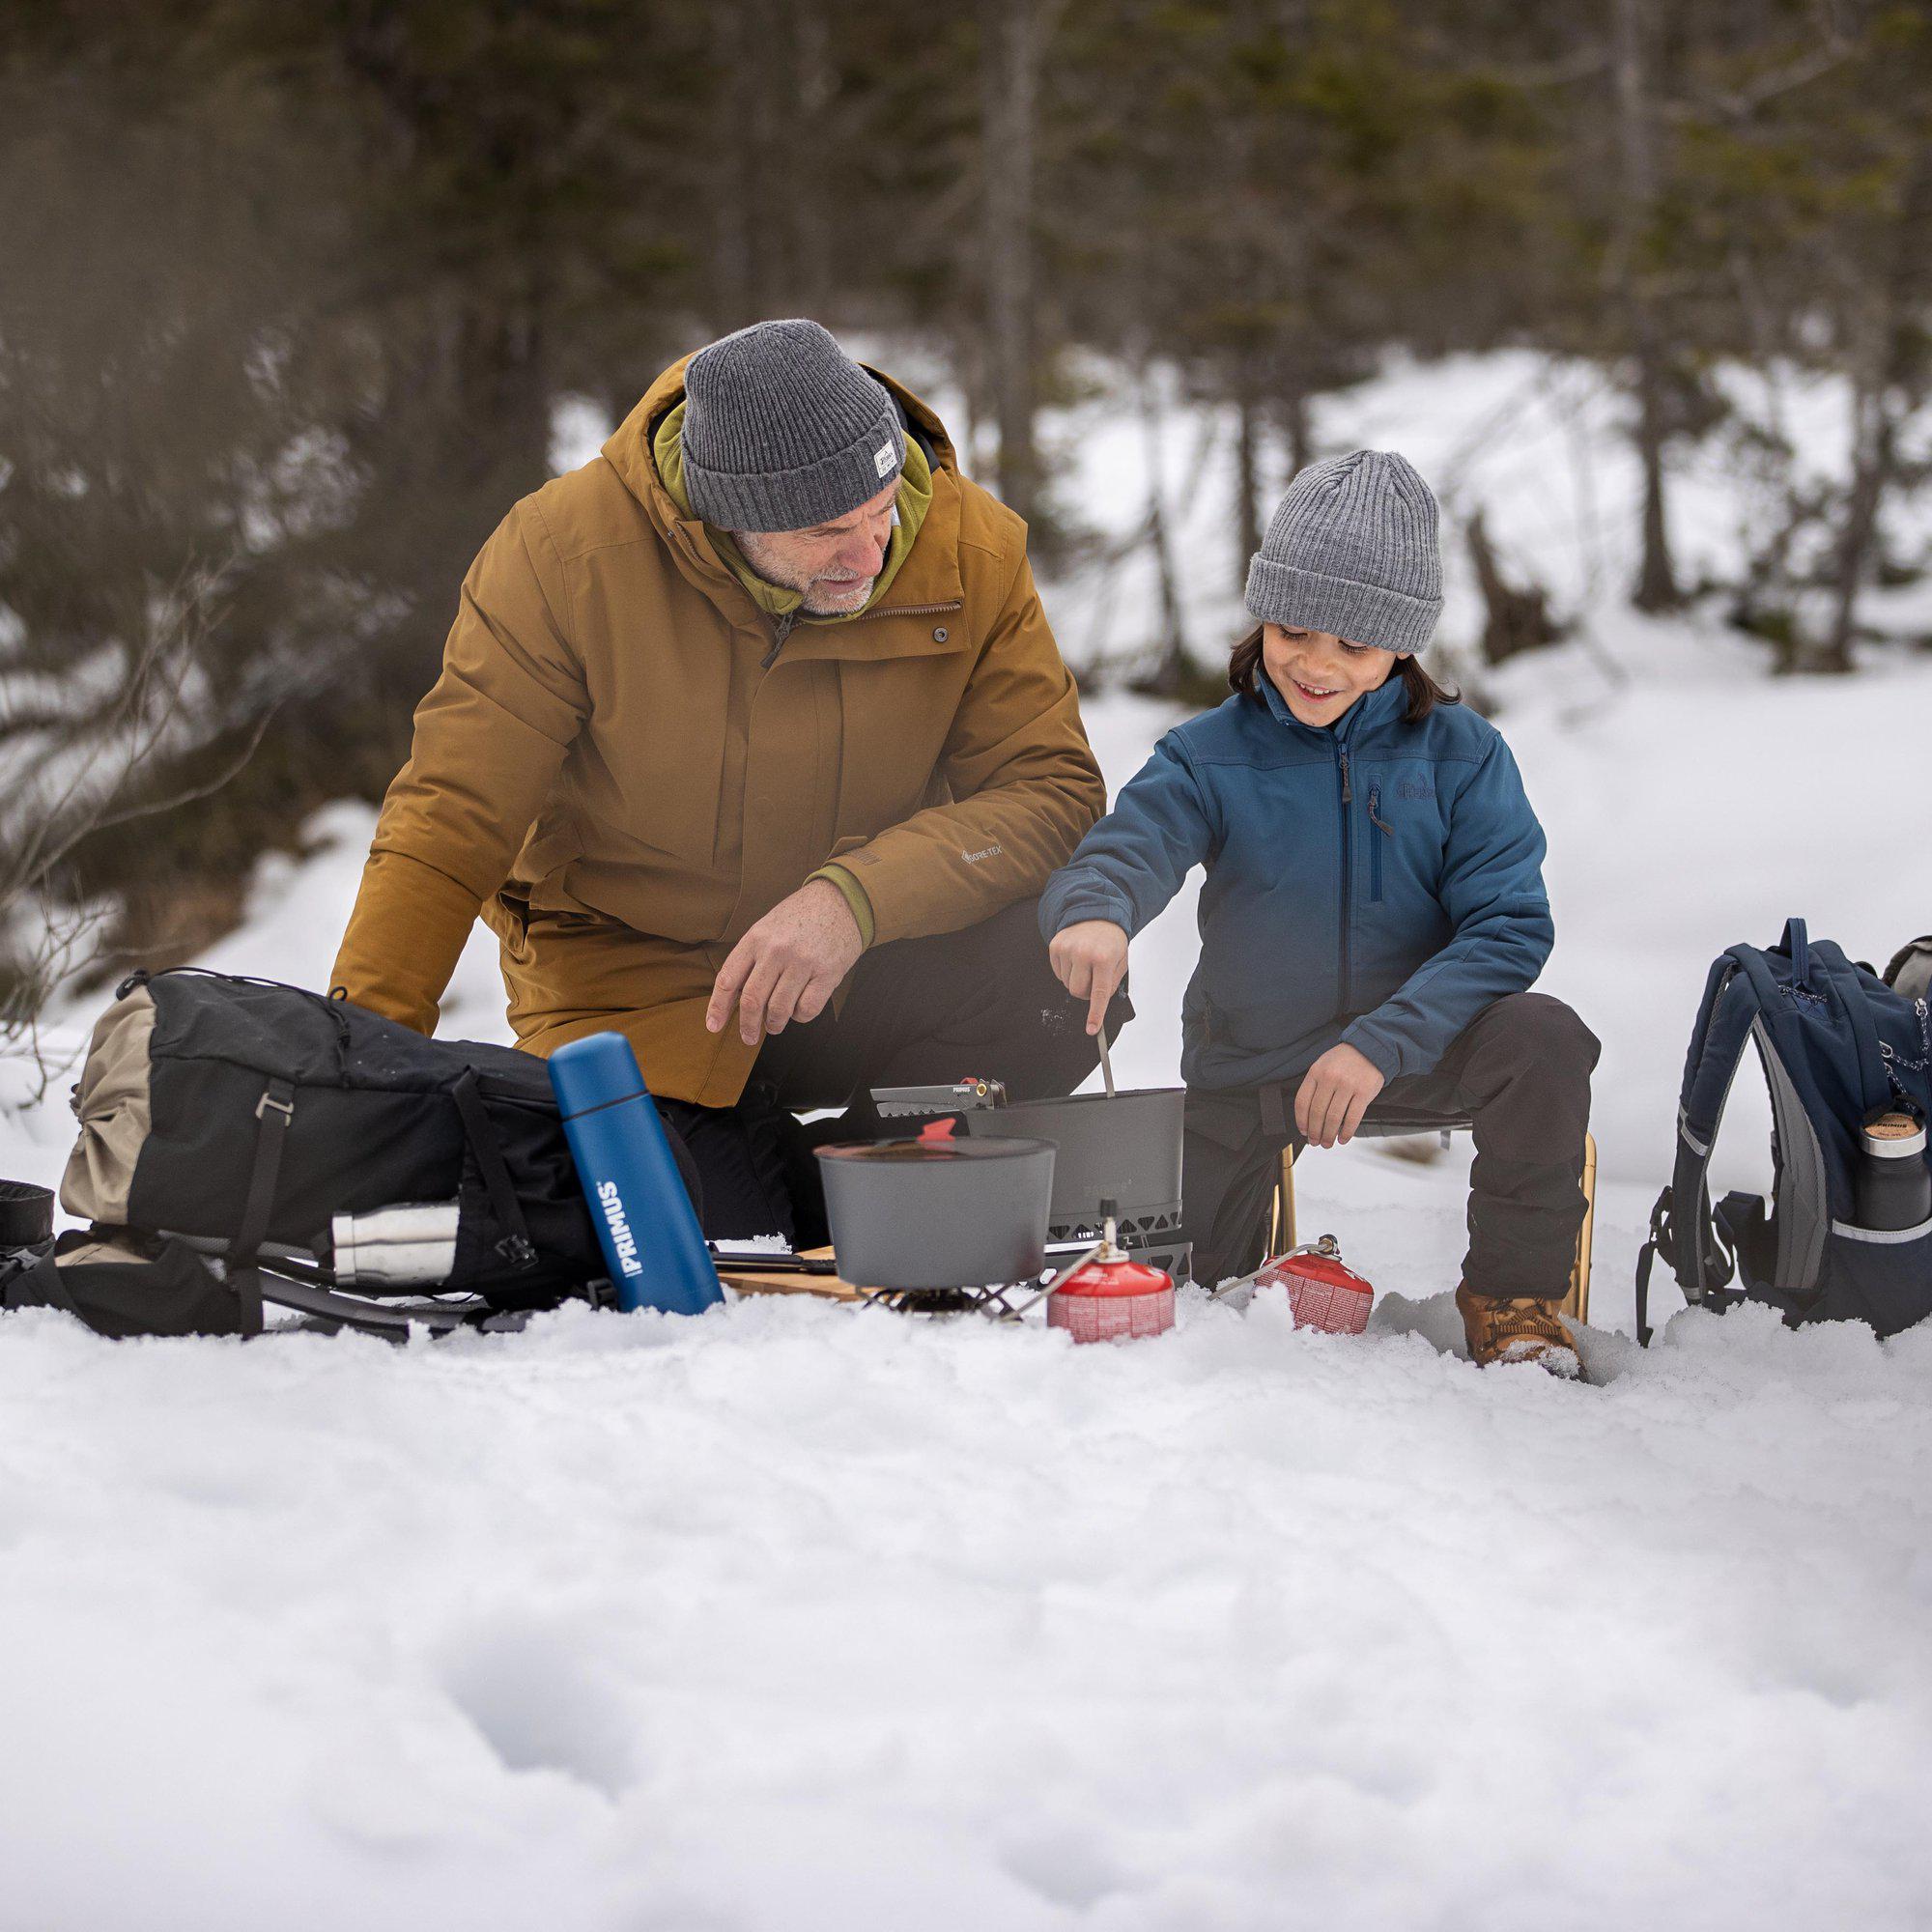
[[1183, 992, 1601, 1295]]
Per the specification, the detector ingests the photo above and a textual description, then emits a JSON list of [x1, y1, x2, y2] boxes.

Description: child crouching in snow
[[1040, 451, 1599, 1375]]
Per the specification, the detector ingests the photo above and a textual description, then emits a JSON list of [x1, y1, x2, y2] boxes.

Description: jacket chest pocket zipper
[[1368, 785, 1391, 902]]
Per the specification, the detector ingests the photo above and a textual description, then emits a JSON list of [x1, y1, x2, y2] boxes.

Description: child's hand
[[1048, 920, 1129, 1037], [1294, 1043, 1386, 1148]]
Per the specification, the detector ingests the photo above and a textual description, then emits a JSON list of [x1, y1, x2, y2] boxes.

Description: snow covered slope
[[5, 349, 1932, 1929]]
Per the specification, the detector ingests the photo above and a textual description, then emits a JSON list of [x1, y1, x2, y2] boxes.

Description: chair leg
[[1267, 1144, 1297, 1256], [1559, 1131, 1596, 1326]]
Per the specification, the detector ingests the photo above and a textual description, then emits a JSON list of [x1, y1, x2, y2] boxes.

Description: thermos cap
[[548, 1030, 648, 1120], [1861, 1112, 1928, 1159]]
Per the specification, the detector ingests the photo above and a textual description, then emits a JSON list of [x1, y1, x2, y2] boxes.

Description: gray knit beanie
[[681, 319, 906, 533], [1244, 450, 1443, 655]]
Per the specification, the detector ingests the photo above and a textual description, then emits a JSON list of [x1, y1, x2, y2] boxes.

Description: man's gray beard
[[734, 530, 874, 615]]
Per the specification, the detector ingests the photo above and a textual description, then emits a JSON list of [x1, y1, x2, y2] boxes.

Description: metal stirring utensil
[[1096, 1024, 1118, 1099]]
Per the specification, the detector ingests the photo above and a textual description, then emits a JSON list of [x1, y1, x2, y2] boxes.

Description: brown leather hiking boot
[[1456, 1284, 1582, 1379]]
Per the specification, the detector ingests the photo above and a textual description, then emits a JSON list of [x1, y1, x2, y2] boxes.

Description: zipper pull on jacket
[[1338, 747, 1352, 804], [760, 610, 799, 670]]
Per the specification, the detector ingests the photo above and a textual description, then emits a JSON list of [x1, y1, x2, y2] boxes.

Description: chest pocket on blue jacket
[[1368, 785, 1392, 902]]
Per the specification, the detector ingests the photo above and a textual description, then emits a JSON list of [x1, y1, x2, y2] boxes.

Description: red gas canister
[[1256, 1235, 1375, 1334], [1047, 1201, 1175, 1343]]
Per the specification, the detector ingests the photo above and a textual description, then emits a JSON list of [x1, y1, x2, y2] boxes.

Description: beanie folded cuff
[[1244, 556, 1442, 657], [684, 405, 905, 535]]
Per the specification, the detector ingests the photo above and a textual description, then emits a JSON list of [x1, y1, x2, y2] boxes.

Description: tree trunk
[[980, 0, 1040, 523], [717, 0, 786, 327], [1281, 386, 1312, 477], [789, 0, 836, 318], [1234, 358, 1263, 593], [1815, 385, 1889, 673], [1135, 366, 1191, 696], [1467, 509, 1564, 666], [1813, 154, 1930, 674], [1611, 0, 1682, 612]]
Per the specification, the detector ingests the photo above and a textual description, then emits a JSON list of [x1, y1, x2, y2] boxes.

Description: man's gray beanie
[[681, 318, 906, 534], [1244, 449, 1443, 655]]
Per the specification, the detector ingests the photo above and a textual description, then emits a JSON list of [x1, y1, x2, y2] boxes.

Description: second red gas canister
[[1256, 1236, 1375, 1334]]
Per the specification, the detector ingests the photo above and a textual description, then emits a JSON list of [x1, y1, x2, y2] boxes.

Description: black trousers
[[1183, 992, 1601, 1298], [659, 897, 1133, 1248]]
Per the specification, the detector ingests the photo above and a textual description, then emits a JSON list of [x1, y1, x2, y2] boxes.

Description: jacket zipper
[[760, 610, 801, 670], [761, 597, 963, 671], [1336, 745, 1353, 1012], [853, 601, 963, 621], [1368, 783, 1390, 903]]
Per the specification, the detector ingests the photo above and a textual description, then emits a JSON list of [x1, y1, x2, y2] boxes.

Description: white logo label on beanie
[[874, 439, 898, 479]]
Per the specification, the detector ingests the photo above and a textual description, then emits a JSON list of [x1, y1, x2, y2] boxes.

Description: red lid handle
[[918, 1118, 958, 1143]]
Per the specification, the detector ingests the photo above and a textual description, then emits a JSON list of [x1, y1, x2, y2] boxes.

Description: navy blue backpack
[[1636, 920, 1932, 1345]]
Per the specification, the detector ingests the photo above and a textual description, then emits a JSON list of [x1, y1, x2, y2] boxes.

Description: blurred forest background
[[2, 0, 1928, 1028]]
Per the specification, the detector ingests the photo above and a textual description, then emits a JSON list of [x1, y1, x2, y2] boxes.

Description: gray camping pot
[[963, 1087, 1184, 1236], [816, 1128, 1056, 1290]]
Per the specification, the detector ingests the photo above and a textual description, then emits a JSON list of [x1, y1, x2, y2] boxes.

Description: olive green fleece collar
[[652, 400, 932, 621]]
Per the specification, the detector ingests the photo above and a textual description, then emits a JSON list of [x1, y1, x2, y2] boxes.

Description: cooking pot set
[[815, 1087, 1183, 1293]]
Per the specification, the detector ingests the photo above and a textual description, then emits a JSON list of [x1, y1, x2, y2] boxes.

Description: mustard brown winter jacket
[[328, 355, 1105, 1107]]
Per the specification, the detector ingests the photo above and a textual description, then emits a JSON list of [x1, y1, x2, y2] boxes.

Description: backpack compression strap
[[226, 1076, 297, 1336]]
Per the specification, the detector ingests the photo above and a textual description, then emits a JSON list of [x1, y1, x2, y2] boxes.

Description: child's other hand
[[1048, 920, 1129, 1036], [1294, 1043, 1386, 1148]]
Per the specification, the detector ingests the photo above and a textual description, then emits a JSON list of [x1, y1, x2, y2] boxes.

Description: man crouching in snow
[[330, 319, 1127, 1247]]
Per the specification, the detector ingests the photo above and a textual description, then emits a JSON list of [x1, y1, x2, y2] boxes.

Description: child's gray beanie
[[1244, 450, 1443, 655], [681, 318, 906, 534]]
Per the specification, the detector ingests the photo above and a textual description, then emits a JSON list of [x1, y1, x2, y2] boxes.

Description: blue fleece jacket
[[1038, 673, 1553, 1092]]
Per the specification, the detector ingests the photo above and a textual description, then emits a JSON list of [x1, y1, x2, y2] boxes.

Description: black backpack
[[2, 969, 673, 1337], [1636, 921, 1932, 1345]]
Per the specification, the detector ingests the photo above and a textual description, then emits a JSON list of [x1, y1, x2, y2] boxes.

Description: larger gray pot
[[816, 1131, 1057, 1290], [963, 1087, 1184, 1236]]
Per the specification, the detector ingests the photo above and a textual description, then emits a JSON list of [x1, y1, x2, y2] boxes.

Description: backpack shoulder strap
[[1634, 946, 1768, 1346], [1672, 951, 1765, 1279]]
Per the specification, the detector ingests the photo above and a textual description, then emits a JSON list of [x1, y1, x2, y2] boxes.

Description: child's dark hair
[[1228, 624, 1458, 724]]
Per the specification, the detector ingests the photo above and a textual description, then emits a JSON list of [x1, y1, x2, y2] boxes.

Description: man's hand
[[1294, 1042, 1386, 1149], [706, 878, 866, 1047], [1047, 920, 1129, 1037]]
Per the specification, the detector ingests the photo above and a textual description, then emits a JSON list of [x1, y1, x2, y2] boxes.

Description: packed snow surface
[[8, 1279, 1932, 1931], [6, 348, 1932, 1927]]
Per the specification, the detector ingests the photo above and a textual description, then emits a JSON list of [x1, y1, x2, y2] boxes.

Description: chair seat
[[1352, 1111, 1475, 1140]]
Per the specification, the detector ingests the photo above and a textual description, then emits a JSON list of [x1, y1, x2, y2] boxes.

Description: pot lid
[[817, 1119, 1056, 1164]]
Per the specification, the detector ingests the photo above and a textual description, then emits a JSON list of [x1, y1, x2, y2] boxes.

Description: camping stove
[[1047, 1200, 1177, 1343]]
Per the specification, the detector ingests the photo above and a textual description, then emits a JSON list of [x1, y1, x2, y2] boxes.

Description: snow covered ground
[[5, 350, 1932, 1928]]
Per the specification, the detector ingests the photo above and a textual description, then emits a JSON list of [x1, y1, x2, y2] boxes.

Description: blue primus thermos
[[548, 1032, 724, 1315]]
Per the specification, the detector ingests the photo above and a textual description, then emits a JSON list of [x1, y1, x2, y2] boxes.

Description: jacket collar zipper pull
[[761, 610, 799, 670], [1337, 747, 1352, 803]]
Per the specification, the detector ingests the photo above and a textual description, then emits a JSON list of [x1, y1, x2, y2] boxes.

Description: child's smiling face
[[1262, 623, 1401, 726]]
